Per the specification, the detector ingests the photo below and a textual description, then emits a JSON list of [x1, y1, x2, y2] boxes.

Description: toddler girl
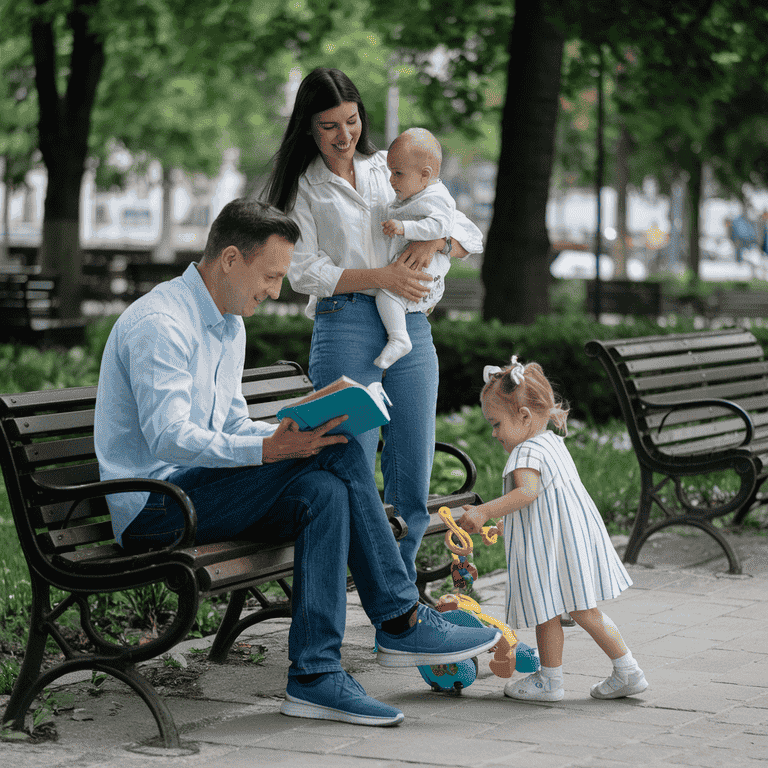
[[459, 356, 647, 702]]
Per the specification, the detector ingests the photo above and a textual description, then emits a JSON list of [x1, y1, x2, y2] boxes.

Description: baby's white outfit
[[502, 430, 632, 630], [374, 181, 455, 368]]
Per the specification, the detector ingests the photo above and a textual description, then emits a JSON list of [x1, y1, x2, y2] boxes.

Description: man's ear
[[220, 245, 240, 273], [422, 165, 434, 182]]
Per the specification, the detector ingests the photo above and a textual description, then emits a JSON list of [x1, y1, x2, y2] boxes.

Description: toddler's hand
[[459, 504, 487, 535], [382, 219, 404, 237]]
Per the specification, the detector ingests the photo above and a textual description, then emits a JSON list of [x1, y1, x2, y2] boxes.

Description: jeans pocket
[[316, 296, 349, 315], [143, 492, 167, 511]]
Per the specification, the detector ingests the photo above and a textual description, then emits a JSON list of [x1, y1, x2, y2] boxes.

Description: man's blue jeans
[[308, 293, 438, 583], [122, 441, 419, 677]]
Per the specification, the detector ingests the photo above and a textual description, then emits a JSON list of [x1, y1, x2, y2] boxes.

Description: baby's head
[[481, 356, 570, 442], [386, 128, 442, 201]]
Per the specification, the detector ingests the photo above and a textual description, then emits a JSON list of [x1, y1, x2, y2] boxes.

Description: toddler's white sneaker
[[590, 668, 648, 699], [504, 671, 564, 702]]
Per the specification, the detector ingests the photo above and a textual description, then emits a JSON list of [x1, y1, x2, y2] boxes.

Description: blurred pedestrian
[[729, 210, 757, 264]]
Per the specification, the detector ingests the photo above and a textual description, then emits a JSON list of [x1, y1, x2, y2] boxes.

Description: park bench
[[0, 266, 88, 346], [0, 361, 482, 747], [585, 278, 663, 318], [585, 328, 768, 575], [430, 279, 484, 319], [705, 288, 768, 324]]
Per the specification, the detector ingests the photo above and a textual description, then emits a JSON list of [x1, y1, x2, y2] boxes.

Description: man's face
[[223, 235, 293, 317]]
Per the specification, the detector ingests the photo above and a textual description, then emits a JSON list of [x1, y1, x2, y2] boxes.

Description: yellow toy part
[[438, 506, 472, 556], [435, 593, 518, 678]]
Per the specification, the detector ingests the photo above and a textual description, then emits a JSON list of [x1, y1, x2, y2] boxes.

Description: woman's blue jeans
[[122, 440, 418, 677], [308, 293, 439, 583]]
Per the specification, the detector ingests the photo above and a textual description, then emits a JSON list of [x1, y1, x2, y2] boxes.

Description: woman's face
[[310, 101, 362, 167]]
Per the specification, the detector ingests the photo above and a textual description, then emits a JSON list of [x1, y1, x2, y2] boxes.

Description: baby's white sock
[[374, 333, 412, 369]]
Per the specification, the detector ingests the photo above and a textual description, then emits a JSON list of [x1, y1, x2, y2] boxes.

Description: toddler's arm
[[382, 219, 405, 237], [459, 468, 542, 533]]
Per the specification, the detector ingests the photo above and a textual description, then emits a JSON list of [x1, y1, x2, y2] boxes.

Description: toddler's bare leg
[[569, 608, 628, 659], [535, 614, 565, 667]]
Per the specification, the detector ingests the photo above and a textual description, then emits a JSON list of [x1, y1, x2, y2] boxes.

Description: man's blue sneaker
[[281, 671, 404, 726], [376, 604, 501, 667]]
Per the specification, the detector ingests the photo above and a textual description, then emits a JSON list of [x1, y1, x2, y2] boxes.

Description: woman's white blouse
[[287, 151, 483, 318]]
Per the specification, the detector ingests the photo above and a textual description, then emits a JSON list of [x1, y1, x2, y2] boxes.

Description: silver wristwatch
[[441, 236, 452, 255]]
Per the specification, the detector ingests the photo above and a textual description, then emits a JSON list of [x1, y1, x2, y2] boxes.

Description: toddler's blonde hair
[[481, 357, 570, 435]]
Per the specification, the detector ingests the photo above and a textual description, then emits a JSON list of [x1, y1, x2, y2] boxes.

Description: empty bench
[[0, 361, 482, 747], [585, 328, 768, 574], [0, 266, 88, 345]]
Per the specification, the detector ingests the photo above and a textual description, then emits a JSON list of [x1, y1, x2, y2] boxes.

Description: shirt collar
[[305, 152, 371, 201], [181, 262, 230, 333]]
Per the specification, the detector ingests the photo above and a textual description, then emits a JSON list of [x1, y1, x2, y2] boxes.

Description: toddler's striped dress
[[502, 430, 632, 629]]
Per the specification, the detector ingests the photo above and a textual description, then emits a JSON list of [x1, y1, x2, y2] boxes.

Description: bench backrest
[[0, 362, 314, 575], [585, 329, 768, 465], [0, 270, 57, 323], [585, 279, 663, 317]]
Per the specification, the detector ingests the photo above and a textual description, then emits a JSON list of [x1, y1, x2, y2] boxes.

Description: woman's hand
[[400, 239, 444, 271], [376, 252, 432, 302]]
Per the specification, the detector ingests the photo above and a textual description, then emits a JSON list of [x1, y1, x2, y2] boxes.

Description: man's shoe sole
[[280, 694, 404, 726], [376, 629, 502, 667]]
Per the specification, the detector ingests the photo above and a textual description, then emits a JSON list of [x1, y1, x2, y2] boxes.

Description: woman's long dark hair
[[262, 68, 377, 213]]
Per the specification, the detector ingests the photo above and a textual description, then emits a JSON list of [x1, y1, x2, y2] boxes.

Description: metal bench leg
[[208, 585, 292, 664], [622, 466, 654, 565], [5, 657, 181, 748]]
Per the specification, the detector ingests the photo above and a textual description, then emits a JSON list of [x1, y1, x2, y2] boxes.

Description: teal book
[[276, 376, 392, 437]]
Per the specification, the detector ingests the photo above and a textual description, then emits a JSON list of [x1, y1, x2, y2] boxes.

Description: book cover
[[275, 376, 392, 436]]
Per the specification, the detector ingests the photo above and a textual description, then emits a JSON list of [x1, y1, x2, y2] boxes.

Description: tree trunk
[[614, 125, 630, 279], [1, 171, 10, 265], [154, 166, 175, 263], [481, 0, 564, 324], [688, 155, 702, 284], [32, 0, 105, 319]]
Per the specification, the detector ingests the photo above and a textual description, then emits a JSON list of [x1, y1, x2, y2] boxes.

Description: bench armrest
[[435, 441, 478, 494], [641, 397, 755, 448], [29, 477, 198, 549]]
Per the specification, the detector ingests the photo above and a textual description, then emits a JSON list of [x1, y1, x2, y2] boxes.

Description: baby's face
[[386, 144, 428, 201]]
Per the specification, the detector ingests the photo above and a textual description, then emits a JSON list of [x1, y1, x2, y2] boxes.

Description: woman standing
[[263, 68, 483, 581]]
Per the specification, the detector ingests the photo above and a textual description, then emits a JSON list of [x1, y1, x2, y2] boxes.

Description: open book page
[[275, 376, 392, 436]]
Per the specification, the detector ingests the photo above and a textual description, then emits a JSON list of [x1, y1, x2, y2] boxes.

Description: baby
[[375, 128, 456, 369]]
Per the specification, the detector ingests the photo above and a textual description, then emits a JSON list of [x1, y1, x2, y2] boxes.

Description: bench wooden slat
[[15, 434, 96, 468], [611, 329, 756, 358], [644, 397, 768, 430], [625, 344, 764, 374], [38, 519, 114, 554], [632, 360, 768, 393]]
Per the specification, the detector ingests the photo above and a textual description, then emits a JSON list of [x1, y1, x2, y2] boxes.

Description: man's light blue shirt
[[94, 263, 278, 546]]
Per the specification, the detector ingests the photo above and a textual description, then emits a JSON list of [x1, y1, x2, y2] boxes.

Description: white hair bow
[[483, 365, 503, 383], [483, 357, 525, 385], [508, 355, 526, 385]]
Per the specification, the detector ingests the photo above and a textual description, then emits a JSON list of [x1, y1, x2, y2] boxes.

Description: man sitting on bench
[[94, 198, 499, 728]]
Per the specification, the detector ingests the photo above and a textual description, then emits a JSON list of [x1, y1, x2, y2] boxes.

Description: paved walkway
[[2, 529, 767, 767]]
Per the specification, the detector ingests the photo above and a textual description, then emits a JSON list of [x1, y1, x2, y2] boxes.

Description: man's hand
[[262, 415, 349, 463], [382, 219, 405, 237]]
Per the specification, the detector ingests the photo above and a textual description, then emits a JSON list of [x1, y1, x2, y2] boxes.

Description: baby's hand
[[459, 504, 487, 535], [382, 219, 404, 237]]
